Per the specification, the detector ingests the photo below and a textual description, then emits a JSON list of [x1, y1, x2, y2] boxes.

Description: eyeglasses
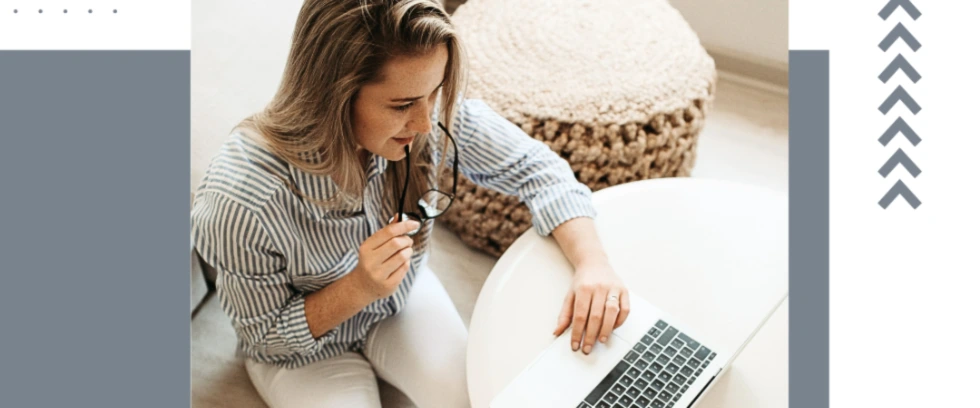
[[396, 122, 459, 236]]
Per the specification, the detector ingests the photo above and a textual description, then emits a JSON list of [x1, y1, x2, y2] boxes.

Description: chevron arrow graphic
[[879, 148, 921, 177], [879, 180, 921, 209], [879, 117, 921, 146], [879, 23, 921, 52], [879, 0, 921, 20], [879, 85, 921, 114], [879, 54, 921, 83]]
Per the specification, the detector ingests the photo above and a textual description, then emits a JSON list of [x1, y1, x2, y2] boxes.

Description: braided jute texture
[[442, 0, 717, 257]]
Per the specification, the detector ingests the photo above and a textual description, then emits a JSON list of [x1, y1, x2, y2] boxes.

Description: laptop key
[[695, 368, 703, 377], [686, 358, 700, 369], [613, 405, 626, 408], [708, 352, 717, 361], [604, 393, 618, 404], [664, 347, 677, 357], [694, 346, 711, 361], [656, 355, 670, 365], [627, 386, 642, 398], [627, 367, 641, 379], [680, 366, 694, 377], [620, 396, 634, 406], [680, 347, 693, 359], [643, 387, 658, 399], [636, 360, 650, 370], [701, 360, 710, 368], [597, 402, 611, 408], [670, 339, 684, 349], [620, 376, 634, 387], [651, 400, 665, 408], [672, 374, 687, 385], [648, 328, 662, 338], [640, 335, 655, 346], [656, 327, 679, 346], [657, 371, 672, 382], [672, 355, 686, 366], [652, 379, 665, 391], [667, 402, 675, 408], [633, 343, 647, 353], [651, 362, 663, 373], [625, 351, 639, 363], [665, 364, 679, 374], [651, 344, 663, 354], [635, 378, 649, 389], [636, 396, 651, 407], [687, 376, 696, 385], [680, 385, 689, 394], [612, 384, 626, 396], [584, 361, 629, 405], [655, 320, 668, 330], [676, 333, 700, 351], [666, 381, 679, 393], [641, 351, 656, 363], [578, 403, 589, 408], [659, 391, 673, 401]]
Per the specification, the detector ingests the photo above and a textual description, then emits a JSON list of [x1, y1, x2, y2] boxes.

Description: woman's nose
[[408, 103, 433, 134]]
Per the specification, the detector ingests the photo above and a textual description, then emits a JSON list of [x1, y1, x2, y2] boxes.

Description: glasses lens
[[419, 190, 453, 218]]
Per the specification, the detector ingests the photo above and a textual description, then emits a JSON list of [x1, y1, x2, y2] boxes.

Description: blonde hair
[[238, 0, 466, 246]]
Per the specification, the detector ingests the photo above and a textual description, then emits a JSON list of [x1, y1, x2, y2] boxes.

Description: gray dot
[[13, 9, 18, 13], [89, 9, 93, 13], [38, 9, 43, 13], [113, 9, 118, 14], [64, 9, 68, 14]]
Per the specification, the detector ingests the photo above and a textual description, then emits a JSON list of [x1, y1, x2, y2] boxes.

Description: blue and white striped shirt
[[191, 98, 597, 368]]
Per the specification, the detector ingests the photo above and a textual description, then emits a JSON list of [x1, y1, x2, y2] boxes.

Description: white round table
[[466, 178, 789, 407]]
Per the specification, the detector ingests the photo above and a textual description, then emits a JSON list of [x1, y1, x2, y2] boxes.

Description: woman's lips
[[393, 135, 414, 145]]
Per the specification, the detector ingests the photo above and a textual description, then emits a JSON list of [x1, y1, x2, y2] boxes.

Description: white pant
[[245, 265, 470, 407]]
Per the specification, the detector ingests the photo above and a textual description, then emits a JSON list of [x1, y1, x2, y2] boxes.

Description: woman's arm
[[438, 97, 630, 355]]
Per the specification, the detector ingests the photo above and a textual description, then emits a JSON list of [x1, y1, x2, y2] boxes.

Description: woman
[[190, 0, 630, 406]]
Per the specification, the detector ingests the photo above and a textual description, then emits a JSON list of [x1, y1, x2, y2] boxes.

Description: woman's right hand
[[349, 219, 420, 302]]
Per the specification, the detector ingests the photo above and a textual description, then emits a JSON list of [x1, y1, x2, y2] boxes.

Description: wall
[[669, 0, 788, 68]]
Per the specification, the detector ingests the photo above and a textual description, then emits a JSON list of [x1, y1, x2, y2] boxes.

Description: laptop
[[489, 291, 773, 408]]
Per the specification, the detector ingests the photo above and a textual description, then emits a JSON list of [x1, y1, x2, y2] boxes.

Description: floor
[[190, 74, 788, 407]]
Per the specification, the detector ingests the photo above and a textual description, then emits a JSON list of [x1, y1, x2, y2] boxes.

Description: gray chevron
[[879, 23, 921, 52], [879, 0, 921, 20], [879, 180, 921, 209], [879, 85, 921, 115], [879, 148, 921, 178], [879, 117, 921, 146], [879, 54, 921, 83]]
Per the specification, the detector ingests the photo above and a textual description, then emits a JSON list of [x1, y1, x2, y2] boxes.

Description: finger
[[614, 289, 631, 329], [582, 287, 608, 355], [386, 259, 411, 285], [380, 246, 413, 278], [554, 290, 575, 336], [366, 221, 420, 249], [598, 291, 621, 344], [570, 288, 592, 352], [377, 236, 414, 261]]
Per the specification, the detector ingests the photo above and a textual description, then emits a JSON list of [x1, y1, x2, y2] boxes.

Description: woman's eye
[[393, 102, 414, 112]]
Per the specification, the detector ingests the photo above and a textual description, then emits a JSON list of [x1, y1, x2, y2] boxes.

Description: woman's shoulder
[[194, 127, 291, 210]]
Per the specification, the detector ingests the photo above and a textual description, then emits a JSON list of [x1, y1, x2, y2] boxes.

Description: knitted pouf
[[442, 0, 717, 257]]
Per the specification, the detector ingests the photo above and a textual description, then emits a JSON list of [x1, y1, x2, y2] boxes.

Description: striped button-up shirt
[[191, 98, 597, 368]]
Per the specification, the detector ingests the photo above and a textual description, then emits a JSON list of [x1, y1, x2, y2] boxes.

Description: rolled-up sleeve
[[442, 98, 597, 235], [190, 191, 337, 356]]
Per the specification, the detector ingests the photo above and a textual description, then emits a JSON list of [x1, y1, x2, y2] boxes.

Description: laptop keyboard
[[578, 320, 716, 408]]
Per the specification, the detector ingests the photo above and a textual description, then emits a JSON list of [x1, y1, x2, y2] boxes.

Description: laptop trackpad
[[491, 331, 634, 407]]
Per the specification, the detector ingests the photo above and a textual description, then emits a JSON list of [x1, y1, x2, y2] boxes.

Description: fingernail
[[583, 345, 592, 354], [600, 336, 608, 343], [572, 342, 579, 351]]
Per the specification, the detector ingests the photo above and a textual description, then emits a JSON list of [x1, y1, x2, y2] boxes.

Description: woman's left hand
[[553, 258, 630, 355]]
